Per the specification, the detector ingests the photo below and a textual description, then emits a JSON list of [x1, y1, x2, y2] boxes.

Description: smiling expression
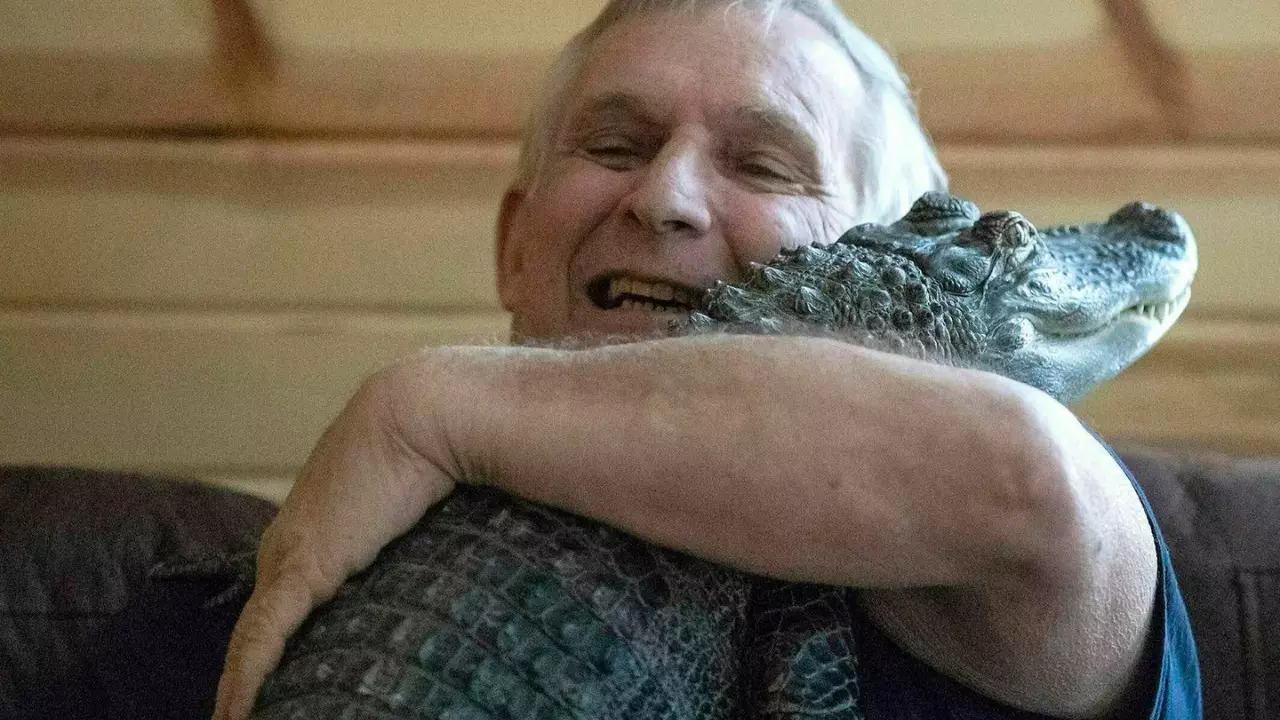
[[496, 7, 872, 341]]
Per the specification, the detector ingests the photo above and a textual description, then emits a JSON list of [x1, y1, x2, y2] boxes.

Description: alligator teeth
[[1135, 303, 1171, 321], [1131, 292, 1188, 324], [609, 277, 696, 309]]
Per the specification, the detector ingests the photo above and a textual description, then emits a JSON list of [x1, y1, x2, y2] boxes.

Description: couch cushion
[[0, 466, 276, 715], [1120, 448, 1280, 720]]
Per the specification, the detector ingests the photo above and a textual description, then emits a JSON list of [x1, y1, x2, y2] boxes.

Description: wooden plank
[[1147, 0, 1280, 49], [0, 309, 510, 472], [5, 138, 1279, 316], [0, 137, 513, 311], [902, 40, 1166, 143], [0, 50, 544, 138], [0, 0, 208, 54], [5, 46, 1279, 144], [1075, 318, 1280, 456], [0, 53, 235, 133], [1186, 50, 1280, 143]]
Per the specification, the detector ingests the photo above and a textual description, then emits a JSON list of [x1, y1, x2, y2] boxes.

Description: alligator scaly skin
[[244, 192, 1196, 719], [253, 486, 861, 720]]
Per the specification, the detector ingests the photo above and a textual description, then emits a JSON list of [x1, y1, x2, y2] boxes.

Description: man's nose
[[627, 143, 713, 240]]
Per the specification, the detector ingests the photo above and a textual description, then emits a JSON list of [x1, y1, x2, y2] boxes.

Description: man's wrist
[[371, 345, 545, 487]]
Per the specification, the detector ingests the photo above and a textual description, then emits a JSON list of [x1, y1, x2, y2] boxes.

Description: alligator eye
[[905, 192, 979, 223], [967, 211, 1037, 264], [1001, 217, 1034, 247], [1002, 220, 1037, 264]]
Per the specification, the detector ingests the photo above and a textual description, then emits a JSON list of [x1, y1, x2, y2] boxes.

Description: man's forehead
[[562, 10, 861, 136]]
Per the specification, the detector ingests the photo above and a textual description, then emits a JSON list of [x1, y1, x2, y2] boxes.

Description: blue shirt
[[853, 440, 1202, 719]]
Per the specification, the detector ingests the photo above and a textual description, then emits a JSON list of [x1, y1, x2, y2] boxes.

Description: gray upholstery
[[0, 466, 276, 716]]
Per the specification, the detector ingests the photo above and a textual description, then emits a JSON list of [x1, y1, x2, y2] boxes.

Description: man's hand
[[211, 365, 459, 720]]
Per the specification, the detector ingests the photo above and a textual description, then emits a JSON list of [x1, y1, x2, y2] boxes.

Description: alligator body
[[245, 193, 1196, 719]]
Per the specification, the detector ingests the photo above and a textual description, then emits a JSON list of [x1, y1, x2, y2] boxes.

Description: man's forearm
[[385, 334, 1091, 588]]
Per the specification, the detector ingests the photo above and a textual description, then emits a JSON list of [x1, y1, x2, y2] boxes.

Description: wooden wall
[[3, 1, 1279, 502]]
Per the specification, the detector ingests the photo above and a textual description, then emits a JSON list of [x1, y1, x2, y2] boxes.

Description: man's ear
[[495, 188, 527, 313]]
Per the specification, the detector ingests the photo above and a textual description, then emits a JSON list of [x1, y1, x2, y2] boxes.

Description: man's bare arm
[[405, 334, 1157, 717], [409, 335, 1065, 587], [215, 334, 1156, 719]]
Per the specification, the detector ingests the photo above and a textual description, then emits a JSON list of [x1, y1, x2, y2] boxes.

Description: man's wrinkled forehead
[[559, 8, 864, 164]]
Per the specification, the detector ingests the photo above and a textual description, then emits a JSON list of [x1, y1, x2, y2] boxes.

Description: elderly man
[[214, 1, 1199, 718]]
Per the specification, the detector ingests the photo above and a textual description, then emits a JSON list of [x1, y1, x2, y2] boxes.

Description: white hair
[[513, 0, 947, 224]]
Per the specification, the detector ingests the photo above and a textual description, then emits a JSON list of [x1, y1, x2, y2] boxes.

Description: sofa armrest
[[0, 466, 276, 716]]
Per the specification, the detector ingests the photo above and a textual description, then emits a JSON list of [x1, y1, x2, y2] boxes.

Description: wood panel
[[5, 45, 1280, 145], [0, 137, 511, 311], [5, 138, 1279, 316], [0, 309, 509, 475], [1074, 319, 1280, 456]]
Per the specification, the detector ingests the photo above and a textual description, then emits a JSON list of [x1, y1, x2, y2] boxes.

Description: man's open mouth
[[587, 275, 699, 313]]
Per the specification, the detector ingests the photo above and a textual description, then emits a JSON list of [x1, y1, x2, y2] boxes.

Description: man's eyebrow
[[727, 105, 820, 159], [566, 92, 662, 129]]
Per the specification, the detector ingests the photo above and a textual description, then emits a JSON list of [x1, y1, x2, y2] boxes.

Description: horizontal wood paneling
[[5, 138, 1279, 316], [0, 309, 509, 473], [5, 0, 1278, 496], [5, 46, 1280, 144], [1, 137, 511, 311], [1075, 319, 1280, 456]]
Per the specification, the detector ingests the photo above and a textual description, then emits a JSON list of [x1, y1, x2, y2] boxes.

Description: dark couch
[[2, 451, 1277, 718]]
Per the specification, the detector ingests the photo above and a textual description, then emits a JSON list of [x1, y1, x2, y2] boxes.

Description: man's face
[[497, 8, 868, 341]]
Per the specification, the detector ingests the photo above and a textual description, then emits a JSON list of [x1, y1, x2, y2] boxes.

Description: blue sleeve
[[1096, 440, 1203, 719]]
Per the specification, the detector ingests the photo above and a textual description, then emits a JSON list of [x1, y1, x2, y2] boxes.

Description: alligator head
[[690, 191, 1197, 403]]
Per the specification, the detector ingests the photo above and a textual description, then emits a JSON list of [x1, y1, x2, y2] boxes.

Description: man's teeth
[[609, 277, 695, 310], [620, 298, 685, 313]]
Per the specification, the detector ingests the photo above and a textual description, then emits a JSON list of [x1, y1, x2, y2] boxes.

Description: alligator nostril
[[1107, 203, 1190, 246], [1109, 202, 1158, 226]]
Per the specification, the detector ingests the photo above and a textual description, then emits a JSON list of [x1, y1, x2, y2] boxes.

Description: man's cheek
[[777, 206, 846, 250], [738, 208, 814, 259]]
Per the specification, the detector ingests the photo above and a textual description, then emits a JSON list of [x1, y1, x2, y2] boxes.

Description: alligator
[[215, 192, 1196, 719]]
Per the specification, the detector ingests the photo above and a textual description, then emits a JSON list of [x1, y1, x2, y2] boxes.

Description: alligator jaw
[[1041, 285, 1193, 341], [1009, 284, 1193, 403], [1114, 286, 1193, 332]]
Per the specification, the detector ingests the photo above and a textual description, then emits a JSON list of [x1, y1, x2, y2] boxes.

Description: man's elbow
[[971, 381, 1110, 591]]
